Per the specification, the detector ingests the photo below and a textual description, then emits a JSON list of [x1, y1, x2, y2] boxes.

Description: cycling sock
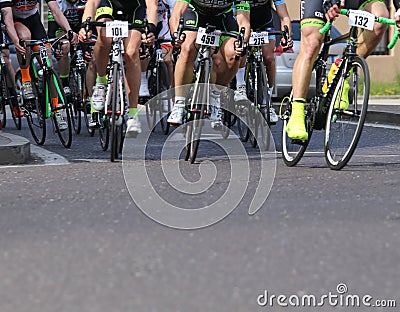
[[21, 67, 30, 83], [52, 97, 59, 110], [236, 67, 245, 86], [128, 108, 138, 117], [268, 86, 274, 106], [90, 105, 99, 114], [96, 75, 107, 85], [292, 98, 306, 104], [60, 74, 69, 88]]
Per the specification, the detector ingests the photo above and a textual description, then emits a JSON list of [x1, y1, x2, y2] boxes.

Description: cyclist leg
[[287, 0, 326, 140], [355, 0, 389, 58]]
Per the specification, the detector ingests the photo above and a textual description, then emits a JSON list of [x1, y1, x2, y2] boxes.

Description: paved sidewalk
[[0, 130, 30, 165], [0, 96, 399, 165]]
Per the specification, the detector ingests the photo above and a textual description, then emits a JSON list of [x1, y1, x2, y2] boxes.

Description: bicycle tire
[[220, 89, 233, 139], [281, 95, 313, 167], [189, 60, 209, 163], [248, 69, 257, 148], [110, 63, 120, 162], [255, 63, 271, 151], [324, 56, 369, 170], [99, 111, 109, 151], [157, 61, 171, 135], [47, 69, 72, 148]]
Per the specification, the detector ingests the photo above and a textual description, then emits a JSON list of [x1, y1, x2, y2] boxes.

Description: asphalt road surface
[[0, 115, 399, 312]]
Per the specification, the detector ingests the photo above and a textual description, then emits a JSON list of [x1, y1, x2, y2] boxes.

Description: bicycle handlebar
[[320, 8, 399, 49]]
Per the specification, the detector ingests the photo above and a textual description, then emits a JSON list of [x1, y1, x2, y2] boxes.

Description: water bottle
[[322, 57, 341, 93]]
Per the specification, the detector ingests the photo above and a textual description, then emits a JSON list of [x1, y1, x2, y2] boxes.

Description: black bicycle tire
[[257, 63, 271, 151], [157, 61, 170, 135], [324, 56, 369, 170], [110, 63, 120, 162], [249, 68, 257, 148], [47, 68, 72, 148], [99, 112, 109, 151], [68, 67, 82, 134]]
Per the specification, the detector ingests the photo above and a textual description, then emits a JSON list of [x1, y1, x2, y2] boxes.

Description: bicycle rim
[[324, 56, 369, 170]]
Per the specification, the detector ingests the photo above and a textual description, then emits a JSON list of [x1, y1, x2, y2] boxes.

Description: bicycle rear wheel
[[324, 56, 369, 170], [281, 96, 313, 166]]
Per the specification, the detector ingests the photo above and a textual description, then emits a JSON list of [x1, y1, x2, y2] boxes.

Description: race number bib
[[195, 27, 221, 46], [106, 21, 129, 38], [249, 31, 269, 46], [348, 10, 374, 31]]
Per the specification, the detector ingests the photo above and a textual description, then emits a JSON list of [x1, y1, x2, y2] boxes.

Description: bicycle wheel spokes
[[325, 56, 369, 170]]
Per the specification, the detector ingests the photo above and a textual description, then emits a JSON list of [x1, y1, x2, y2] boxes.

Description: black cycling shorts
[[183, 6, 238, 33], [14, 11, 47, 40], [95, 0, 146, 25]]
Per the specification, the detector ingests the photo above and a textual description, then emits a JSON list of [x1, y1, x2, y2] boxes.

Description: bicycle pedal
[[291, 139, 307, 146]]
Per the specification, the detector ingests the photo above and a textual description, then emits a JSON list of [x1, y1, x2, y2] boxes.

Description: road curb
[[0, 132, 30, 165]]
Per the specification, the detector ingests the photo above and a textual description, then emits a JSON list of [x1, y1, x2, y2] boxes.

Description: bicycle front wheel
[[324, 56, 369, 170], [47, 69, 72, 148], [24, 75, 46, 145], [157, 61, 171, 135]]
